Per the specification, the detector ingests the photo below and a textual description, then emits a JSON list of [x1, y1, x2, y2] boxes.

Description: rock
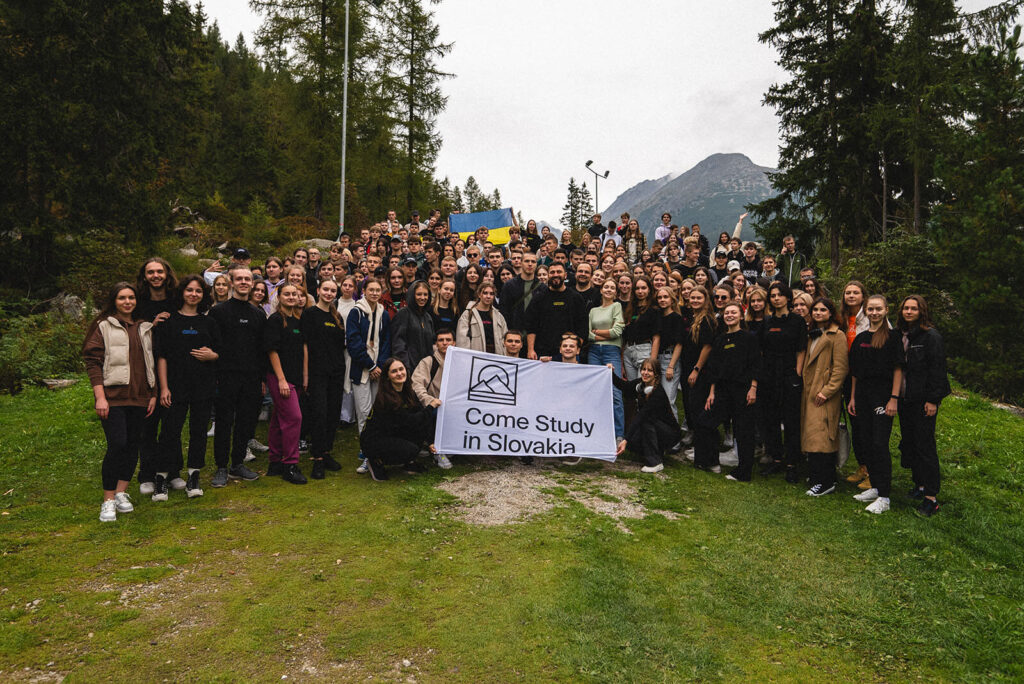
[[49, 293, 86, 320], [303, 238, 336, 250], [42, 379, 78, 390], [178, 245, 199, 257], [217, 241, 229, 252]]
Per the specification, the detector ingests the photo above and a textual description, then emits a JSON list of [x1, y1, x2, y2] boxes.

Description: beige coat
[[800, 325, 849, 453], [456, 302, 509, 355], [411, 347, 445, 407]]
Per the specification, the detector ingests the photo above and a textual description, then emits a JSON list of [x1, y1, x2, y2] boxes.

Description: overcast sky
[[202, 0, 995, 224]]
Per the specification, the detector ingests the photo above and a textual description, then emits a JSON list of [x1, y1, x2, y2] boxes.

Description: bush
[[0, 313, 87, 393], [57, 228, 142, 303]]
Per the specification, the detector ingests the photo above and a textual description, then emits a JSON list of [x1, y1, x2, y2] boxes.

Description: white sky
[[202, 0, 997, 224]]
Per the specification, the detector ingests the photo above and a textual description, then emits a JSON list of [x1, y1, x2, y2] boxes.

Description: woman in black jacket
[[897, 295, 951, 517], [702, 302, 760, 481], [360, 357, 437, 481], [610, 357, 679, 474], [390, 280, 435, 372]]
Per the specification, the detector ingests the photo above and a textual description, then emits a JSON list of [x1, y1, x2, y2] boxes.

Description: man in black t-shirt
[[524, 263, 588, 359]]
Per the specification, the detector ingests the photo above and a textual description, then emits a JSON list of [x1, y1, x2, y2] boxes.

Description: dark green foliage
[[0, 314, 87, 393]]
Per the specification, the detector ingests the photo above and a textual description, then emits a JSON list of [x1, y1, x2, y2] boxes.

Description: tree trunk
[[880, 150, 888, 241], [912, 157, 921, 234]]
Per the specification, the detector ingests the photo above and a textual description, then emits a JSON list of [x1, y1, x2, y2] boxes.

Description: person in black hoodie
[[524, 263, 587, 359], [610, 357, 679, 473], [154, 276, 221, 501], [700, 302, 761, 481], [302, 279, 347, 479], [897, 295, 951, 517], [361, 357, 437, 481], [390, 280, 435, 372]]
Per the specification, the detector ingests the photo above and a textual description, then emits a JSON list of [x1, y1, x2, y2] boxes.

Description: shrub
[[0, 313, 87, 393]]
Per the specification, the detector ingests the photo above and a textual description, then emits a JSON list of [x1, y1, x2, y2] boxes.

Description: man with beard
[[573, 262, 601, 311], [524, 263, 587, 359]]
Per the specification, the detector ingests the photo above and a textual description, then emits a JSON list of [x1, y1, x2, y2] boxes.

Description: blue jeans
[[589, 343, 625, 440]]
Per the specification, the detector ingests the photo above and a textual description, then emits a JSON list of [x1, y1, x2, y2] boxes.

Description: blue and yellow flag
[[449, 208, 516, 246]]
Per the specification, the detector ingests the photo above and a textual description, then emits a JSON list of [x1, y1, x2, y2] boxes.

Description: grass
[[0, 381, 1022, 682]]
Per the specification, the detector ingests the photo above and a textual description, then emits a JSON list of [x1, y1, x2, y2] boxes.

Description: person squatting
[[84, 211, 950, 523]]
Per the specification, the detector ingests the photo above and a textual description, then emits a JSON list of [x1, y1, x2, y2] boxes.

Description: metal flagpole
[[337, 0, 351, 241]]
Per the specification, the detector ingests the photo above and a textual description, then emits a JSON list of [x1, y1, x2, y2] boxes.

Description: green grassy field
[[0, 381, 1022, 682]]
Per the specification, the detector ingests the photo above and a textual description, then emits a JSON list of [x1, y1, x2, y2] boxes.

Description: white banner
[[434, 346, 617, 461]]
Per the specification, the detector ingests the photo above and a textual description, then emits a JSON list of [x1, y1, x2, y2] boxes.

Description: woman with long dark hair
[[360, 358, 436, 481], [457, 264, 484, 310], [848, 295, 903, 513], [654, 286, 684, 423], [622, 276, 660, 380], [610, 357, 678, 473], [897, 295, 950, 517], [588, 278, 626, 442], [456, 282, 508, 355], [801, 297, 849, 497], [759, 282, 807, 482], [302, 278, 347, 479], [82, 283, 157, 521], [153, 276, 220, 501], [391, 280, 435, 372]]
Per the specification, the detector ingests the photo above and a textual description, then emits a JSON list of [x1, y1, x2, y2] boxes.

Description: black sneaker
[[185, 471, 204, 498], [403, 461, 428, 474], [211, 468, 229, 488], [298, 440, 310, 453], [915, 498, 939, 517], [784, 467, 801, 484], [760, 461, 784, 476], [152, 474, 169, 502], [282, 464, 308, 485], [806, 482, 836, 497], [266, 462, 285, 477], [725, 469, 750, 482], [366, 457, 388, 482], [323, 455, 342, 471], [520, 456, 535, 465], [228, 464, 259, 481], [311, 459, 326, 480], [908, 487, 925, 500]]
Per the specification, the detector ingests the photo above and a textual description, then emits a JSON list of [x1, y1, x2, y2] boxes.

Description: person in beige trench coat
[[800, 298, 849, 496]]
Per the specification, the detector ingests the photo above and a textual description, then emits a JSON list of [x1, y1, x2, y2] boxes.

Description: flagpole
[[337, 0, 350, 242]]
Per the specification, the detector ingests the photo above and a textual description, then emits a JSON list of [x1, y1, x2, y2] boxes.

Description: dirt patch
[[0, 670, 65, 683], [437, 460, 679, 532]]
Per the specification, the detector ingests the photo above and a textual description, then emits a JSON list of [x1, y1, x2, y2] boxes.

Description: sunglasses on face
[[715, 295, 729, 300]]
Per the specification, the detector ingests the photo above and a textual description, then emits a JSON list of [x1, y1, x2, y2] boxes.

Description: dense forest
[[749, 0, 1024, 402]]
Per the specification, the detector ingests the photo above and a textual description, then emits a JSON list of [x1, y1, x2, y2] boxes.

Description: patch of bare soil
[[0, 669, 65, 683], [436, 460, 679, 533]]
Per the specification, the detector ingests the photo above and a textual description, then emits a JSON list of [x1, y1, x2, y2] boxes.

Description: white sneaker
[[640, 463, 664, 473], [435, 454, 453, 470], [248, 438, 269, 453], [114, 492, 134, 513], [719, 446, 739, 467], [866, 497, 890, 514], [683, 448, 695, 462], [169, 477, 187, 491], [721, 432, 734, 450], [853, 488, 879, 502], [806, 483, 836, 497], [139, 481, 155, 495], [563, 457, 583, 465], [244, 448, 256, 463], [99, 499, 117, 522], [258, 406, 270, 422], [709, 465, 722, 474], [356, 460, 368, 474], [207, 422, 216, 438]]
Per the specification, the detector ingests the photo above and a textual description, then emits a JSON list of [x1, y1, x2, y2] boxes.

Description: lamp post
[[337, 0, 352, 241], [584, 160, 610, 215]]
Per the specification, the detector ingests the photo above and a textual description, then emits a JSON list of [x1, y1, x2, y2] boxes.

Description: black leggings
[[307, 373, 344, 459], [101, 405, 146, 490], [159, 395, 213, 472], [899, 400, 941, 497], [137, 404, 165, 482], [362, 436, 420, 466]]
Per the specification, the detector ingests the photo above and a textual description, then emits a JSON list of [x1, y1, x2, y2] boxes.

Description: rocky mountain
[[602, 153, 777, 242]]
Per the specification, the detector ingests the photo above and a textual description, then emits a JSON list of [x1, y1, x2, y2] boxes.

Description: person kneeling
[[609, 358, 679, 473], [360, 357, 437, 481], [412, 329, 453, 470]]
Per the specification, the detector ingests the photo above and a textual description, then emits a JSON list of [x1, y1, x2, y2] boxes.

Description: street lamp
[[584, 160, 610, 216]]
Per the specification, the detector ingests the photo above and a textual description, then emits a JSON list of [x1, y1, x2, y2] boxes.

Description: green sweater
[[588, 302, 625, 348]]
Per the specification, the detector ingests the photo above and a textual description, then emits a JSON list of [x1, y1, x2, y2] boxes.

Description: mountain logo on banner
[[467, 356, 518, 406]]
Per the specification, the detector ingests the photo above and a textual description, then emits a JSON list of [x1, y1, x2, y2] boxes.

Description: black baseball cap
[[233, 248, 251, 260]]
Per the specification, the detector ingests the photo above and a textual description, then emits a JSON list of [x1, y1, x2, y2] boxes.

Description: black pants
[[137, 404, 165, 482], [762, 369, 802, 467], [899, 400, 941, 497], [362, 436, 420, 466], [844, 379, 868, 467], [214, 373, 262, 468], [686, 379, 719, 468], [807, 451, 837, 487], [101, 405, 146, 490], [159, 395, 213, 472], [700, 382, 756, 480], [307, 373, 344, 459], [627, 419, 677, 467]]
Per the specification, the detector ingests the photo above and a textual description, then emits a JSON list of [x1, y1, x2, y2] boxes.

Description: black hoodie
[[390, 281, 436, 371]]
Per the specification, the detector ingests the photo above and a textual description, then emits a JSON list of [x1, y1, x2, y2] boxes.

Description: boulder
[[49, 293, 86, 321], [303, 238, 336, 250]]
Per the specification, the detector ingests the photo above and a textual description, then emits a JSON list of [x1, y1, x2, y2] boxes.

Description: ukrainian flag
[[449, 208, 516, 246]]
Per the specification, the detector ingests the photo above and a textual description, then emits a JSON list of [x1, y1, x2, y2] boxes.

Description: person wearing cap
[[711, 249, 730, 284], [405, 211, 426, 234], [203, 248, 252, 286], [727, 260, 742, 274], [400, 257, 418, 284]]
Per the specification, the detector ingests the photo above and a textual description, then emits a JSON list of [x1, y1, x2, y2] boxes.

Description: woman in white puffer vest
[[82, 282, 157, 522]]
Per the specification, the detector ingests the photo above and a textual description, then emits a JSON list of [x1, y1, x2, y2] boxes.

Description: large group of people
[[83, 209, 950, 523]]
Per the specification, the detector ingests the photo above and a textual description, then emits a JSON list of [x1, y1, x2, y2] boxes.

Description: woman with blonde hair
[[211, 274, 232, 305]]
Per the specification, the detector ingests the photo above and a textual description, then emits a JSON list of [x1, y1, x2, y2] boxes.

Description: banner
[[449, 208, 517, 246], [434, 346, 617, 461]]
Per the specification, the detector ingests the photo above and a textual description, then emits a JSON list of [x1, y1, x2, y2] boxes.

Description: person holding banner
[[360, 358, 436, 481], [609, 358, 678, 473]]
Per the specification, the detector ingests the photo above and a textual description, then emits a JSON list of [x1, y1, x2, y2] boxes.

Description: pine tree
[[561, 177, 584, 231], [451, 185, 465, 213], [463, 176, 484, 212], [376, 0, 453, 212], [578, 182, 594, 220], [491, 189, 502, 209]]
